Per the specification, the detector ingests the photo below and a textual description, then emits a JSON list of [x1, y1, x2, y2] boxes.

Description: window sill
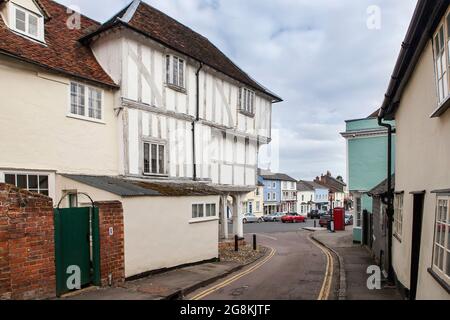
[[166, 83, 187, 94], [427, 268, 450, 294], [142, 173, 169, 178], [66, 114, 105, 124], [430, 95, 450, 118], [238, 110, 255, 118], [189, 217, 219, 224]]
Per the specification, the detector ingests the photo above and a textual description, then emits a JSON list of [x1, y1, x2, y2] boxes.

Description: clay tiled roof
[[0, 0, 116, 88], [82, 0, 282, 101]]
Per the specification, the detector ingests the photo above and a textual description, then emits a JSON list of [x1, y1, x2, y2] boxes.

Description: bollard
[[253, 234, 257, 251], [235, 235, 239, 252], [314, 220, 317, 228]]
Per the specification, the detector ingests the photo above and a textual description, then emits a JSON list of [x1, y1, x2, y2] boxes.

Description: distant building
[[242, 182, 264, 218], [259, 171, 297, 214], [341, 117, 395, 246], [314, 171, 347, 210], [296, 180, 329, 215]]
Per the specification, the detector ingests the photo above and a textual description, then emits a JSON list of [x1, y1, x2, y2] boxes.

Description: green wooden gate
[[54, 205, 101, 296]]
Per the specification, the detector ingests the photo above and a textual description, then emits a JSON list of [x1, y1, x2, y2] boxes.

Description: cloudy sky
[[58, 0, 417, 181]]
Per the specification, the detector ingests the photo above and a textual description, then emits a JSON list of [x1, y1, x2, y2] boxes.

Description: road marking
[[190, 247, 277, 300], [308, 234, 334, 300], [254, 233, 278, 241]]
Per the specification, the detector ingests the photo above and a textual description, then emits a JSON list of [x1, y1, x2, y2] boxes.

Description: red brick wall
[[95, 201, 125, 287], [0, 184, 55, 300]]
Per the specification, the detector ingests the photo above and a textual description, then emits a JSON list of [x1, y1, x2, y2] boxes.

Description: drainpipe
[[192, 62, 204, 181], [378, 115, 395, 283]]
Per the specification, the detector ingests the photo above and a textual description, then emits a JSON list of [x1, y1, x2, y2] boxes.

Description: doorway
[[409, 193, 425, 300]]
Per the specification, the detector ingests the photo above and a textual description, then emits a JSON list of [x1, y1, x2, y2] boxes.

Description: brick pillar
[[0, 184, 55, 300], [95, 201, 125, 287]]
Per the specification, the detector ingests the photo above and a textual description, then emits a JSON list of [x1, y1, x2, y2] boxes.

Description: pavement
[[312, 227, 402, 300]]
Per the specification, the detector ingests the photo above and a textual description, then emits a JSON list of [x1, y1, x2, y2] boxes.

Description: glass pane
[[158, 145, 165, 174], [192, 204, 197, 218], [198, 204, 204, 218], [28, 14, 38, 37], [438, 247, 444, 270], [211, 204, 216, 216], [434, 245, 440, 267], [28, 175, 38, 189], [173, 57, 178, 85], [15, 9, 26, 32], [439, 27, 445, 52], [17, 175, 27, 189], [5, 174, 16, 185], [39, 176, 48, 189], [144, 143, 150, 173], [435, 34, 440, 56], [446, 250, 450, 276], [40, 190, 49, 196], [179, 60, 184, 87], [166, 55, 171, 83], [151, 144, 157, 173]]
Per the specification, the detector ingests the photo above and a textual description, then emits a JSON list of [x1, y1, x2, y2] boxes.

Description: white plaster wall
[[0, 56, 119, 176], [394, 40, 450, 300]]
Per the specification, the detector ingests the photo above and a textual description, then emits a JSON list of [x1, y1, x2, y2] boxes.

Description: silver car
[[263, 212, 285, 222], [243, 213, 263, 224]]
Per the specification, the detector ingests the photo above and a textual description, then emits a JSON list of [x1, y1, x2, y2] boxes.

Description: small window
[[4, 173, 49, 196], [192, 203, 216, 219], [267, 193, 271, 201], [192, 204, 204, 219], [394, 194, 404, 240], [432, 197, 450, 284], [70, 82, 103, 121], [143, 142, 166, 175], [12, 5, 43, 41], [206, 204, 216, 217], [166, 55, 185, 88], [355, 197, 362, 227], [239, 88, 255, 115]]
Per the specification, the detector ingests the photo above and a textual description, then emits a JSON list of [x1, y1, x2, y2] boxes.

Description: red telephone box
[[333, 207, 345, 231]]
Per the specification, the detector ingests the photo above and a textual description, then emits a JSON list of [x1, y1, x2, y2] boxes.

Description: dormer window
[[11, 4, 44, 42]]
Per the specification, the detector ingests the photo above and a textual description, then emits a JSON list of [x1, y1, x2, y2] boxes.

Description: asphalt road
[[187, 224, 338, 300]]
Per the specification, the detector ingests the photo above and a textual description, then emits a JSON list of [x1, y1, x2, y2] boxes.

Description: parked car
[[319, 214, 332, 228], [243, 213, 263, 224], [308, 210, 320, 219], [281, 213, 307, 223], [345, 214, 353, 226], [263, 212, 285, 222]]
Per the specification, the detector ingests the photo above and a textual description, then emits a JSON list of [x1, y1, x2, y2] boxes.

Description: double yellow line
[[308, 235, 334, 300], [191, 247, 277, 300]]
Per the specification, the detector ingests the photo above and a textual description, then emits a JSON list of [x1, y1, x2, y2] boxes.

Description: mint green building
[[341, 115, 395, 244]]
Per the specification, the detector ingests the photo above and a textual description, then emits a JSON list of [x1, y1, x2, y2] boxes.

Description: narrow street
[[187, 225, 339, 300]]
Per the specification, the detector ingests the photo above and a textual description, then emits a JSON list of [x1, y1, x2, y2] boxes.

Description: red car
[[281, 213, 307, 223]]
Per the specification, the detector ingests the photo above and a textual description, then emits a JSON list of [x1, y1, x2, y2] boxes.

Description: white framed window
[[11, 4, 44, 42], [432, 196, 450, 284], [256, 201, 260, 212], [143, 141, 166, 175], [166, 55, 185, 88], [355, 196, 362, 228], [3, 172, 49, 196], [434, 24, 449, 104], [192, 203, 216, 219], [239, 87, 255, 115], [272, 192, 276, 201], [394, 194, 404, 240], [70, 82, 103, 121], [272, 182, 276, 189], [267, 192, 271, 201]]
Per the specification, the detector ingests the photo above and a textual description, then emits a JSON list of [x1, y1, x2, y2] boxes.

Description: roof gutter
[[379, 0, 447, 120]]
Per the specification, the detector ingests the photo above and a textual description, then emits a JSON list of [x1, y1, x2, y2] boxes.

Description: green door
[[54, 207, 101, 296]]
